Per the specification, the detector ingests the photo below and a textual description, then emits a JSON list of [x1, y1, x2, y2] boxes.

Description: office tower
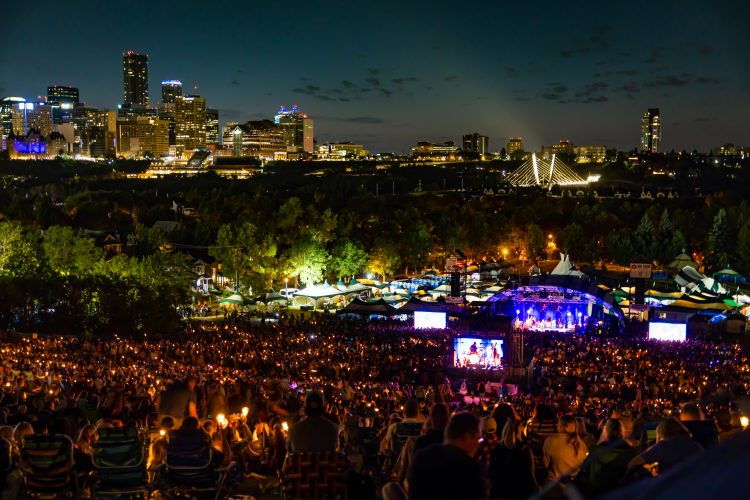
[[47, 86, 79, 105], [640, 108, 661, 153], [174, 95, 206, 151], [223, 120, 285, 158], [205, 108, 219, 147], [462, 133, 489, 155], [71, 106, 115, 157], [47, 85, 79, 124], [317, 142, 368, 159], [274, 105, 314, 153], [11, 102, 53, 136], [0, 97, 26, 147], [161, 80, 182, 104], [116, 117, 169, 158], [507, 137, 524, 155], [122, 51, 149, 107]]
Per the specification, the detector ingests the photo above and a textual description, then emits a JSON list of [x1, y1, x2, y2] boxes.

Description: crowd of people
[[0, 314, 746, 498]]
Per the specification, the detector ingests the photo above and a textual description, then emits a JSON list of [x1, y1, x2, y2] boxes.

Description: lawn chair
[[281, 451, 348, 500], [357, 426, 381, 473], [19, 434, 77, 499], [91, 426, 148, 499], [162, 430, 231, 500]]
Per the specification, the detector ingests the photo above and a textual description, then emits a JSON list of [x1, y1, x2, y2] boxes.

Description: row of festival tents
[[614, 264, 750, 315]]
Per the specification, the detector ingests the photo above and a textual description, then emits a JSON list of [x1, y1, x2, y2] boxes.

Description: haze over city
[[3, 0, 750, 152]]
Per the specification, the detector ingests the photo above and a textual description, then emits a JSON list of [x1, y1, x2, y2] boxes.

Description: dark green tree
[[42, 226, 103, 277], [329, 238, 368, 279], [708, 208, 733, 270]]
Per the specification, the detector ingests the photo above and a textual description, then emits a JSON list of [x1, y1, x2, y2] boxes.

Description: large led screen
[[413, 311, 447, 329], [648, 322, 687, 342], [453, 337, 503, 368]]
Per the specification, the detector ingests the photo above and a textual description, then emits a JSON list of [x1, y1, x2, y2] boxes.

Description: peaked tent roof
[[399, 296, 462, 314], [294, 282, 347, 298], [338, 298, 396, 316], [669, 252, 697, 269], [551, 253, 586, 277]]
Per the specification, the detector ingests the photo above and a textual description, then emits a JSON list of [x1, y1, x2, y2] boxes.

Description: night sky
[[3, 0, 749, 153]]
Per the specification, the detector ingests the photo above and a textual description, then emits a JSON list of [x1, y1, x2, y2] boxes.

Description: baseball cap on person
[[483, 416, 497, 435]]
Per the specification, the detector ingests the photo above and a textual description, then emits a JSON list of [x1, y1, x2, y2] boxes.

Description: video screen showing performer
[[453, 337, 503, 368]]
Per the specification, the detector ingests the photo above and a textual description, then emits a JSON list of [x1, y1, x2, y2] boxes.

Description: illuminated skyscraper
[[161, 80, 182, 104], [274, 105, 314, 153], [122, 51, 149, 107], [11, 102, 53, 136], [507, 137, 524, 156], [1, 97, 26, 147], [47, 86, 79, 106], [47, 85, 79, 124], [116, 117, 169, 158], [223, 120, 285, 158], [71, 106, 115, 157], [205, 108, 219, 147], [175, 95, 206, 151], [462, 133, 488, 155], [640, 108, 661, 153]]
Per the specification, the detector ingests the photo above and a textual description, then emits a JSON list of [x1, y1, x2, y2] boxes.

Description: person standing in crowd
[[413, 403, 448, 454], [156, 376, 198, 428], [474, 416, 499, 471], [543, 414, 588, 482], [490, 402, 519, 441], [287, 391, 338, 453], [408, 411, 487, 500], [385, 399, 423, 466], [526, 403, 558, 476], [488, 419, 537, 500]]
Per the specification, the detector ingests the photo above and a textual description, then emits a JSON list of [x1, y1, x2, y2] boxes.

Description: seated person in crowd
[[287, 391, 338, 453], [628, 417, 703, 474], [407, 411, 488, 500]]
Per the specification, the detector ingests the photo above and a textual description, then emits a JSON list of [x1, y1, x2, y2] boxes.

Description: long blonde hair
[[500, 419, 524, 449], [76, 424, 97, 455], [558, 415, 582, 457], [147, 438, 167, 470]]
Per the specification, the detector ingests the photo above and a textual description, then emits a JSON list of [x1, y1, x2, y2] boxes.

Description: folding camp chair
[[281, 451, 349, 500], [90, 426, 148, 499], [19, 434, 77, 499], [162, 430, 231, 500]]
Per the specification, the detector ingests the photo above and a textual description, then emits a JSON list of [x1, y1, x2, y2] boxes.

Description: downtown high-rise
[[175, 95, 207, 152], [640, 108, 661, 153], [47, 85, 79, 124], [122, 51, 149, 107], [274, 105, 314, 154]]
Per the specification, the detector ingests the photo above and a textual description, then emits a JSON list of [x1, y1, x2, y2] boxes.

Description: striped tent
[[674, 266, 727, 295]]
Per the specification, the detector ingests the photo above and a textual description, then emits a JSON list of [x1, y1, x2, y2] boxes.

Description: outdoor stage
[[483, 274, 624, 334]]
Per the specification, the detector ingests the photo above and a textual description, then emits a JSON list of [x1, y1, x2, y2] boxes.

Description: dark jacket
[[682, 419, 718, 449], [575, 439, 641, 496]]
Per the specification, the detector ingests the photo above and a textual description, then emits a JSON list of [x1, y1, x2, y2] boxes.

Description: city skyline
[[2, 0, 749, 153]]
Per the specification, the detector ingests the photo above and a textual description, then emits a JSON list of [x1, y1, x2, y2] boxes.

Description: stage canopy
[[481, 274, 623, 331]]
